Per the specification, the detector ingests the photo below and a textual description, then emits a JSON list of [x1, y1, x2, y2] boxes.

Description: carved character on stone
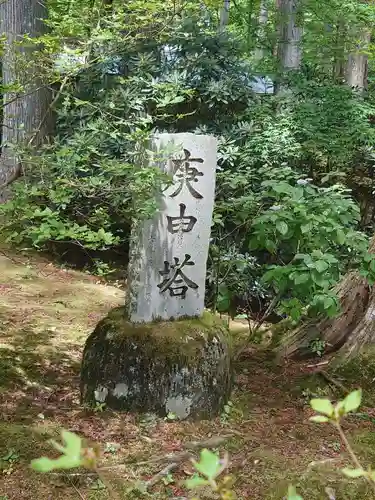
[[170, 148, 204, 199], [157, 253, 198, 299], [166, 203, 197, 234]]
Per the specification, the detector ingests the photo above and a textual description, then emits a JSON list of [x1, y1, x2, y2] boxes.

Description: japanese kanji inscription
[[166, 203, 197, 234], [127, 133, 218, 322], [157, 254, 198, 298], [169, 149, 204, 199]]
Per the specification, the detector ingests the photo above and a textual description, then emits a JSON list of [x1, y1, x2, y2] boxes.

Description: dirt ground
[[0, 247, 375, 499]]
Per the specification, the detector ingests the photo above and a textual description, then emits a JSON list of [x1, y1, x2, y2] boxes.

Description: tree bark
[[333, 19, 346, 82], [279, 236, 375, 363], [345, 30, 371, 91], [219, 0, 230, 33], [277, 0, 302, 71], [0, 0, 53, 200], [254, 0, 268, 61]]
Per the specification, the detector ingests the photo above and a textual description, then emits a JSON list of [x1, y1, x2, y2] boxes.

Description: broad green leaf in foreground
[[192, 449, 221, 480], [310, 398, 334, 416], [343, 389, 362, 414], [31, 430, 83, 472], [310, 415, 329, 423], [185, 475, 210, 489]]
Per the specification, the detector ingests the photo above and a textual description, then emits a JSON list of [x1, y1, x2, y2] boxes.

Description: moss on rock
[[80, 307, 232, 420]]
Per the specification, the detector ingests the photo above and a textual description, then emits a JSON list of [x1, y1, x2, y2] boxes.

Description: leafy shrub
[[211, 165, 369, 323], [0, 15, 256, 270]]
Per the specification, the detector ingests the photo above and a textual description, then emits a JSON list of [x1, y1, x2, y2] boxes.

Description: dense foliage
[[2, 0, 375, 325]]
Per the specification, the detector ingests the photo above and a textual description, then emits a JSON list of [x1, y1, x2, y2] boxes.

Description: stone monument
[[80, 133, 232, 420], [127, 133, 217, 322]]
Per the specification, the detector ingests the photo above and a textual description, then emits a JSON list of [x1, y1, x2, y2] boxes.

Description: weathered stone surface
[[127, 133, 218, 323], [80, 307, 232, 419]]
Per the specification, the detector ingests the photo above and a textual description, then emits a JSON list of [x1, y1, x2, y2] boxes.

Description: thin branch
[[335, 420, 375, 492], [102, 434, 236, 470], [307, 360, 329, 368], [318, 370, 349, 395], [63, 472, 87, 500], [96, 468, 121, 500], [335, 422, 364, 471], [144, 462, 179, 490], [28, 75, 69, 147], [2, 84, 48, 110], [235, 293, 281, 360]]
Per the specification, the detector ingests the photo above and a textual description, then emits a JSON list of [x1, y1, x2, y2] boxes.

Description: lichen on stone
[[81, 307, 232, 419]]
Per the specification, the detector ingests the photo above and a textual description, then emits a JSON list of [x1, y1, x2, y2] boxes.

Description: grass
[[1, 246, 375, 499]]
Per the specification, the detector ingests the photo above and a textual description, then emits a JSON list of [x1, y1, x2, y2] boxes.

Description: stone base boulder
[[80, 307, 232, 420]]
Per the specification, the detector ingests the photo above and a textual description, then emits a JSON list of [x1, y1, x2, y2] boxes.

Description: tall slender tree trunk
[[245, 0, 254, 52], [219, 0, 230, 33], [277, 0, 302, 71], [0, 0, 53, 201], [345, 30, 371, 91], [254, 0, 268, 61], [333, 19, 346, 82]]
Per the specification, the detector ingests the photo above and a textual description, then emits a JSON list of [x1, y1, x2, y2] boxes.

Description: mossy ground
[[1, 246, 375, 499], [331, 348, 375, 405]]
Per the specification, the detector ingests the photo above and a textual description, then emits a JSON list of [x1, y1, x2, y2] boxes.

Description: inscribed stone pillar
[[127, 133, 217, 323]]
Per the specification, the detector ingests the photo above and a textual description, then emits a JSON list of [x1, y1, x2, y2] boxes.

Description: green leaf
[[310, 398, 334, 416], [54, 430, 82, 457], [273, 182, 291, 194], [276, 221, 288, 235], [343, 389, 362, 413], [314, 260, 329, 273], [311, 273, 330, 288], [185, 475, 210, 489], [336, 229, 346, 245], [217, 285, 231, 313], [326, 304, 339, 318], [265, 239, 277, 253], [342, 467, 365, 478], [309, 415, 329, 423], [290, 307, 301, 322], [363, 253, 373, 263], [31, 430, 84, 473], [301, 223, 312, 234], [192, 449, 221, 480], [31, 454, 82, 472], [217, 294, 230, 313], [30, 457, 56, 473], [294, 273, 309, 285], [334, 400, 346, 418], [287, 485, 303, 500], [323, 296, 335, 310], [2, 449, 17, 461]]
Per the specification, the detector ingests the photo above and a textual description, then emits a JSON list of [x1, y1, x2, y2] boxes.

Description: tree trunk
[[254, 0, 268, 61], [277, 0, 302, 71], [345, 30, 371, 91], [0, 0, 53, 200], [333, 19, 346, 82], [219, 0, 230, 33], [279, 237, 375, 363]]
